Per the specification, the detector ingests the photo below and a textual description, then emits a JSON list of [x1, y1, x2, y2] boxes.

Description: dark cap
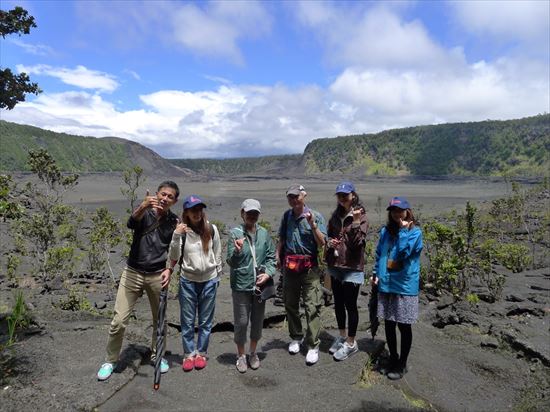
[[387, 196, 411, 210], [335, 181, 355, 194], [286, 183, 306, 196], [183, 195, 207, 210]]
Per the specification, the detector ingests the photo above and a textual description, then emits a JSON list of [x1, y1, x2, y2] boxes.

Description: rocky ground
[[0, 264, 548, 412], [1, 176, 548, 411]]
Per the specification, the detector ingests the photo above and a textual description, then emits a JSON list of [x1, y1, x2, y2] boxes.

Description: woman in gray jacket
[[226, 199, 276, 373]]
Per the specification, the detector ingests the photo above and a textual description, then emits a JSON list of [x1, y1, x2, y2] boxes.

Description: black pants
[[331, 277, 360, 337], [384, 320, 412, 367]]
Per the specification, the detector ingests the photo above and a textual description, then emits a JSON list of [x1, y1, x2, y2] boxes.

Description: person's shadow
[[114, 343, 149, 374]]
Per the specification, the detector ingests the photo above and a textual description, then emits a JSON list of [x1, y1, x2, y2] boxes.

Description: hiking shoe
[[194, 355, 207, 370], [329, 336, 346, 355], [97, 362, 115, 381], [387, 364, 408, 380], [306, 348, 319, 365], [160, 358, 169, 374], [378, 357, 399, 375], [288, 339, 302, 354], [182, 356, 194, 372], [249, 352, 260, 370], [333, 341, 358, 361], [236, 355, 247, 373]]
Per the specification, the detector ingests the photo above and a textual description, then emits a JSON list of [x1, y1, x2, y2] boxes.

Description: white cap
[[241, 198, 261, 213]]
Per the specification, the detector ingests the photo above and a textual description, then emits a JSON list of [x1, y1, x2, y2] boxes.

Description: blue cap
[[183, 195, 207, 210], [335, 181, 355, 194], [387, 196, 411, 210]]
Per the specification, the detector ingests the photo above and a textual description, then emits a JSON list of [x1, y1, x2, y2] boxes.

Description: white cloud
[[16, 64, 119, 92], [3, 57, 548, 159], [10, 39, 55, 56], [3, 2, 547, 159], [450, 0, 550, 42], [294, 2, 463, 70], [74, 0, 271, 64], [170, 1, 271, 64], [330, 58, 548, 125], [123, 69, 141, 80]]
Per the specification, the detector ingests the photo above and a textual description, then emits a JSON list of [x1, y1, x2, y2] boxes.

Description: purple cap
[[183, 195, 207, 210], [335, 181, 355, 194], [386, 196, 411, 210]]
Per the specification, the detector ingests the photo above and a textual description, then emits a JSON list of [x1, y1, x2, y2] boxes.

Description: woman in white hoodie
[[163, 195, 222, 372]]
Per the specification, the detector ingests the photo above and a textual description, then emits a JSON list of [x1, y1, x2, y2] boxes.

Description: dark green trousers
[[283, 267, 322, 349]]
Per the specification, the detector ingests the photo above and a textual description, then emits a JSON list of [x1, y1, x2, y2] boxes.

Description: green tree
[[0, 6, 41, 109], [120, 166, 145, 213], [88, 207, 123, 281], [11, 150, 81, 279]]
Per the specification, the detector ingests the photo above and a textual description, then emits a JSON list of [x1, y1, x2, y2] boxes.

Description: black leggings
[[384, 320, 412, 367], [331, 278, 360, 337]]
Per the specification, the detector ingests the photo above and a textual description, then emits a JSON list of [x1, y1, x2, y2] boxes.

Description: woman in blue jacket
[[372, 196, 422, 380]]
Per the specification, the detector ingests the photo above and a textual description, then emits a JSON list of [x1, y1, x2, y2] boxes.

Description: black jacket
[[126, 209, 179, 273]]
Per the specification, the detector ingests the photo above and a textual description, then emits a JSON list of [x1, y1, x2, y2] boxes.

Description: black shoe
[[387, 363, 408, 380], [378, 357, 399, 375]]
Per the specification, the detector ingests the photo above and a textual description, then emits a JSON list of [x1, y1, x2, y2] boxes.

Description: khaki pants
[[105, 267, 162, 363]]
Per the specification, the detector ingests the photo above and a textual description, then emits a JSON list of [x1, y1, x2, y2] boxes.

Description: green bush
[[57, 289, 96, 313], [494, 243, 532, 273], [6, 254, 20, 280], [211, 219, 227, 233], [466, 293, 480, 305], [258, 219, 272, 233]]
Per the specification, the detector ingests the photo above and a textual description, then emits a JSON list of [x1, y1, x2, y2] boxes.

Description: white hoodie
[[168, 223, 222, 282]]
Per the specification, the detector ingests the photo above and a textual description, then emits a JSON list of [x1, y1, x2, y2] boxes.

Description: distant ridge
[[301, 114, 549, 177], [169, 114, 549, 177], [1, 114, 548, 177], [0, 121, 189, 176], [169, 154, 303, 177]]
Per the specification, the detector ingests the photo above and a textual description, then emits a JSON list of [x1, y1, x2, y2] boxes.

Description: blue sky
[[1, 1, 549, 159]]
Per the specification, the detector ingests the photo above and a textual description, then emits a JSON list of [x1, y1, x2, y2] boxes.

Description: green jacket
[[226, 224, 276, 292]]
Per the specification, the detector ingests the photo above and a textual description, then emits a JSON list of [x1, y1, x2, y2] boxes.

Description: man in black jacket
[[97, 181, 179, 381]]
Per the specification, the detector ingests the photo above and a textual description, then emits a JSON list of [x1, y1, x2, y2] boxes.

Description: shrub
[[6, 254, 20, 280], [494, 243, 532, 273], [211, 219, 227, 234], [57, 288, 96, 313], [466, 293, 480, 305]]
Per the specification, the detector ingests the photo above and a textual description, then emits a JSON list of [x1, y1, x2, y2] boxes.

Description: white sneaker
[[288, 339, 302, 354], [306, 348, 319, 365], [329, 336, 346, 354], [333, 340, 358, 361]]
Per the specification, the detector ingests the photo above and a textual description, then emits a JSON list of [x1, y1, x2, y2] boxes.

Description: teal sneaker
[[160, 358, 169, 374], [97, 362, 115, 381]]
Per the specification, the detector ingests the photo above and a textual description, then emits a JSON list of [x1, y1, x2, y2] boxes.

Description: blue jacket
[[373, 226, 423, 296]]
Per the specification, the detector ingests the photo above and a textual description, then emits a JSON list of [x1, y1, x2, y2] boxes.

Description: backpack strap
[[280, 209, 292, 242], [139, 220, 160, 238]]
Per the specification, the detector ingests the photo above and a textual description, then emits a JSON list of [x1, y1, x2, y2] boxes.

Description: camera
[[255, 265, 266, 276]]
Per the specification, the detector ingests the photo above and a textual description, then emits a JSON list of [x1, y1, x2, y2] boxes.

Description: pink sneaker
[[194, 355, 207, 370], [182, 356, 194, 372]]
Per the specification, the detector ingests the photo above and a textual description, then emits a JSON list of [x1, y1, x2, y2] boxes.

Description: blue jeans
[[179, 277, 218, 356], [327, 267, 365, 285]]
